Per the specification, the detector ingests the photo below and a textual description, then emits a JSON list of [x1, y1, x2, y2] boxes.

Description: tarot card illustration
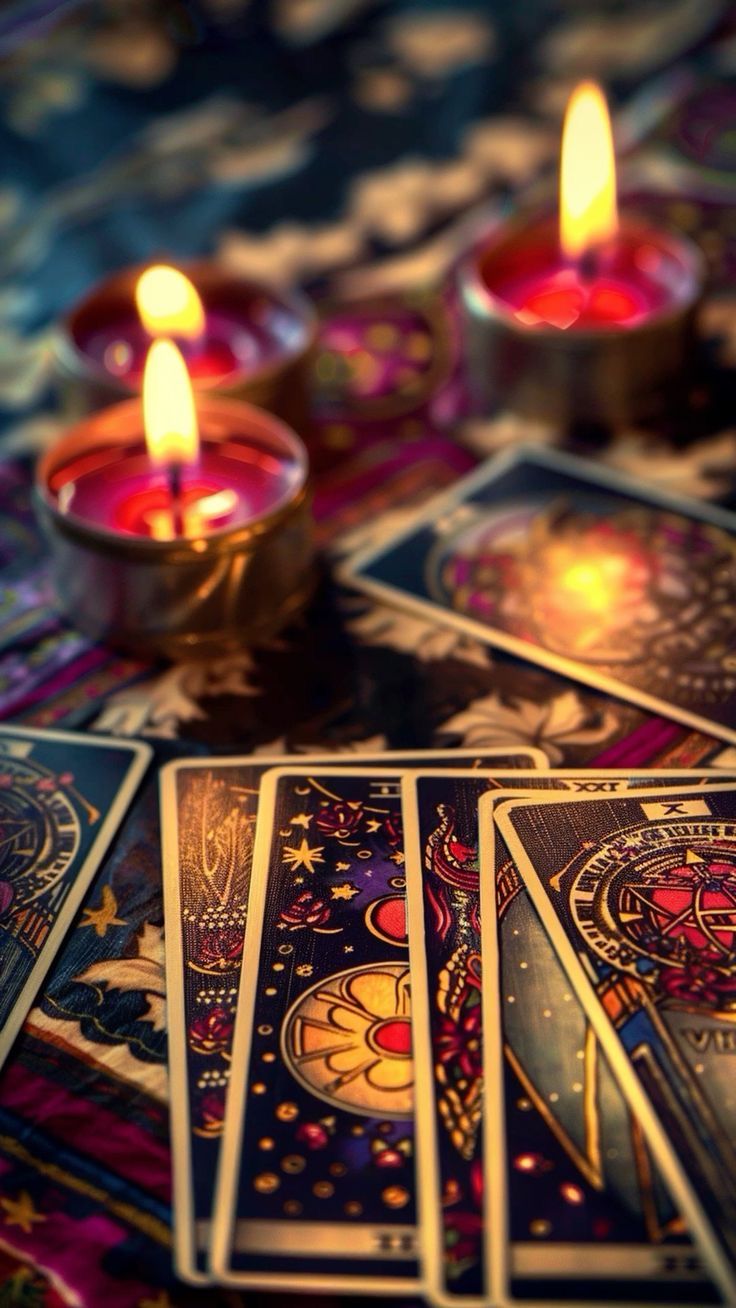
[[162, 749, 540, 1284], [480, 785, 731, 1305], [405, 769, 729, 1306], [497, 785, 736, 1304], [213, 766, 425, 1292], [344, 445, 736, 745], [0, 724, 150, 1067]]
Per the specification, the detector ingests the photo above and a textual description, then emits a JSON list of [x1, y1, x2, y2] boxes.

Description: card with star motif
[[343, 444, 736, 746], [160, 747, 544, 1284], [210, 762, 545, 1291], [404, 769, 733, 1307], [495, 784, 736, 1305], [0, 724, 150, 1071]]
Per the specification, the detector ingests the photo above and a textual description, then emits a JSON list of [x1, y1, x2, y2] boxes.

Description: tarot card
[[161, 747, 543, 1284], [404, 769, 732, 1307], [0, 723, 150, 1070], [210, 764, 548, 1291], [496, 784, 736, 1304], [343, 444, 736, 746], [479, 781, 736, 1305]]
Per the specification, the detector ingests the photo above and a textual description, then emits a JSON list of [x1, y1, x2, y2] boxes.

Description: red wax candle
[[55, 262, 317, 437], [480, 218, 695, 333], [50, 432, 300, 540], [460, 80, 705, 425]]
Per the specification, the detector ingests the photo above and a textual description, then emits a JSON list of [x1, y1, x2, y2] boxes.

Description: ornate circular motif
[[426, 497, 736, 705], [569, 819, 736, 984], [281, 962, 413, 1117], [0, 755, 80, 917]]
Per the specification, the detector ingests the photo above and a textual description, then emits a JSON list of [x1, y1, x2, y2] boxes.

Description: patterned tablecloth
[[1, 1, 736, 1303]]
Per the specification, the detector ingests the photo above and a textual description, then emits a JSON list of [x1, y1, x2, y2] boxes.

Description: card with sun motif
[[403, 768, 732, 1308], [210, 765, 421, 1292], [0, 724, 150, 1069], [495, 784, 736, 1305], [343, 444, 736, 746], [161, 747, 544, 1284]]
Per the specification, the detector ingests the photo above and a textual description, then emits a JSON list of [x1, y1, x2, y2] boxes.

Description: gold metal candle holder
[[54, 261, 318, 436], [460, 212, 706, 431], [34, 397, 313, 661]]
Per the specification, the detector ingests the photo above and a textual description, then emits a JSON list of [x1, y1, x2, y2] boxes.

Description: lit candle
[[461, 81, 705, 427], [35, 344, 313, 657], [54, 261, 316, 433]]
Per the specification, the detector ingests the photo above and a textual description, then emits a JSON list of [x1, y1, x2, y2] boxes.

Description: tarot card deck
[[160, 750, 736, 1304]]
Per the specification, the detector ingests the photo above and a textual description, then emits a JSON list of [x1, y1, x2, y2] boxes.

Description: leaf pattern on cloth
[[75, 923, 166, 1033], [440, 689, 620, 764]]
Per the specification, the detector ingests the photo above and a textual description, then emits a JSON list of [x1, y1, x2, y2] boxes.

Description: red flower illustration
[[384, 811, 403, 848], [197, 927, 243, 970], [197, 1090, 226, 1137], [280, 890, 332, 928], [436, 1001, 482, 1081], [315, 802, 362, 839], [189, 1005, 234, 1055]]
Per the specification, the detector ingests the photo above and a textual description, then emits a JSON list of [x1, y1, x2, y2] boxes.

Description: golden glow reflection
[[135, 265, 206, 339], [142, 339, 199, 467], [560, 81, 618, 260]]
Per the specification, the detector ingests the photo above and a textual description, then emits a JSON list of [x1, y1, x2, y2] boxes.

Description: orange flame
[[559, 81, 618, 261], [135, 265, 205, 340], [142, 340, 199, 468]]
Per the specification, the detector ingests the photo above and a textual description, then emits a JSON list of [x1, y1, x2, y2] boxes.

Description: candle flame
[[143, 340, 199, 468], [135, 265, 206, 340], [559, 81, 618, 261]]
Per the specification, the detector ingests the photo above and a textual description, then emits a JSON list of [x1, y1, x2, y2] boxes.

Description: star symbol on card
[[330, 882, 360, 901], [0, 1191, 45, 1233], [290, 813, 312, 828], [365, 819, 382, 833], [282, 839, 325, 873], [344, 945, 354, 953], [79, 885, 127, 937], [390, 852, 405, 866], [336, 861, 351, 872]]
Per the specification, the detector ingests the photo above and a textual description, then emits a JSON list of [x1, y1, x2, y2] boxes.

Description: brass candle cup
[[459, 212, 705, 429], [34, 397, 313, 661], [54, 261, 317, 436]]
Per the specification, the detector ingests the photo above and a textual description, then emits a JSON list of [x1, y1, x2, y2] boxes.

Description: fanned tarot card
[[343, 445, 736, 745], [160, 747, 544, 1283], [479, 780, 736, 1305], [496, 784, 736, 1305], [0, 724, 150, 1068], [403, 769, 731, 1307]]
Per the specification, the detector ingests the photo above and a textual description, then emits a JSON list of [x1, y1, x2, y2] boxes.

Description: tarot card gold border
[[341, 444, 736, 748], [161, 748, 544, 1283], [0, 725, 151, 1072], [478, 778, 736, 1308], [403, 767, 734, 1308], [210, 765, 548, 1294], [494, 783, 736, 1306]]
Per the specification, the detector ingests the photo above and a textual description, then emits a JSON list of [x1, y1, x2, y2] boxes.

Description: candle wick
[[168, 462, 185, 537], [577, 246, 599, 285]]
